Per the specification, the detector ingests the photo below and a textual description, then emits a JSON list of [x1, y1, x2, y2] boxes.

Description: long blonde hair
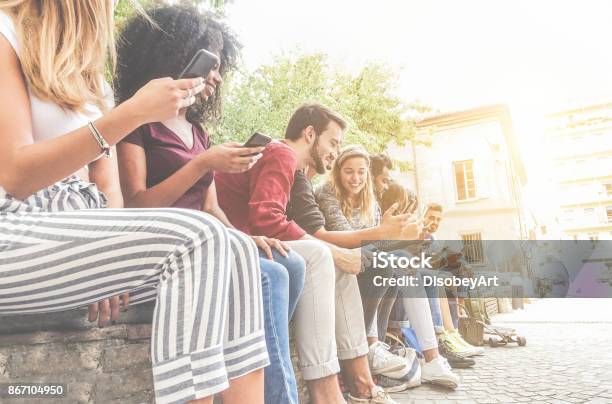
[[0, 0, 116, 113], [329, 146, 377, 227]]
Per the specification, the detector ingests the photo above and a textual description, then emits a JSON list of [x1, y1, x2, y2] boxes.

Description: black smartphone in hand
[[179, 49, 219, 79], [242, 132, 272, 156]]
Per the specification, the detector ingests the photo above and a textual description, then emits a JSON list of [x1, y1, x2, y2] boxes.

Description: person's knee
[[236, 230, 259, 256], [171, 209, 230, 249], [308, 240, 333, 266], [292, 240, 334, 273], [284, 250, 306, 275], [300, 239, 330, 255], [283, 250, 306, 288], [387, 283, 399, 297], [312, 246, 334, 282], [260, 259, 290, 292]]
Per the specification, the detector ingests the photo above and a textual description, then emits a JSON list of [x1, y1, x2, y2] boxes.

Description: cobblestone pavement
[[391, 299, 612, 404]]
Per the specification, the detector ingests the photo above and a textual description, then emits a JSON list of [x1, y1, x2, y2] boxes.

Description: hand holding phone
[[179, 49, 219, 79], [242, 132, 272, 156], [197, 142, 263, 173]]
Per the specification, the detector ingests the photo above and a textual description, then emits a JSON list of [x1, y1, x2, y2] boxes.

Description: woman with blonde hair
[[316, 146, 460, 390], [316, 146, 393, 338], [315, 146, 413, 387], [0, 1, 267, 403]]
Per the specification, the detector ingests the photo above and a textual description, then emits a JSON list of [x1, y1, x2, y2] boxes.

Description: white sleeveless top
[[0, 10, 109, 142], [0, 10, 112, 208]]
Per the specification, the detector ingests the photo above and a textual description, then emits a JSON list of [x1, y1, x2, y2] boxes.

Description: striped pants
[[0, 178, 269, 403]]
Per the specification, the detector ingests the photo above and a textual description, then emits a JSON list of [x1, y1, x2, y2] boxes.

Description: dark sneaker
[[439, 342, 476, 369]]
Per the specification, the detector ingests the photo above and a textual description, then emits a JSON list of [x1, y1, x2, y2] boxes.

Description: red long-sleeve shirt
[[215, 141, 306, 241]]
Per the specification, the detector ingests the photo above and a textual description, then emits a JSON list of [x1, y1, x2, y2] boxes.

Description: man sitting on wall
[[216, 103, 400, 404]]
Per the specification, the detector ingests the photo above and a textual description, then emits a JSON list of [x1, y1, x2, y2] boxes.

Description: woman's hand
[[197, 142, 265, 173], [88, 292, 129, 327], [379, 203, 420, 240], [401, 220, 421, 240], [332, 247, 362, 275], [127, 77, 206, 124], [251, 235, 290, 260]]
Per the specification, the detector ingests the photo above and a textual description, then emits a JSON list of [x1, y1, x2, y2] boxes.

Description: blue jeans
[[259, 250, 305, 404], [260, 249, 305, 319]]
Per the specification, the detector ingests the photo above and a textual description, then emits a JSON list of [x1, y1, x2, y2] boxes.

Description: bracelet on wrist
[[87, 121, 112, 159]]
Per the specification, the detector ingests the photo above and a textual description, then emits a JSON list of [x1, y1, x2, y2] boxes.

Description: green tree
[[111, 0, 230, 80], [114, 0, 230, 29], [215, 51, 425, 154]]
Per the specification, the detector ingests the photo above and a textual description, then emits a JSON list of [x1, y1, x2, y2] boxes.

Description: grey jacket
[[314, 181, 381, 231]]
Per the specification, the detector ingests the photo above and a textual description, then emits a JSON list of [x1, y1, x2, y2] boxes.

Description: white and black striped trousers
[[0, 178, 269, 404]]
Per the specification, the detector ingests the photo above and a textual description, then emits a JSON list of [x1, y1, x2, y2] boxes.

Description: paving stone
[[390, 300, 612, 404], [491, 395, 515, 402], [4, 299, 609, 404]]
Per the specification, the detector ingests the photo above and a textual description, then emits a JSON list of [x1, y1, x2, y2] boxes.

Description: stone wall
[[0, 303, 309, 403]]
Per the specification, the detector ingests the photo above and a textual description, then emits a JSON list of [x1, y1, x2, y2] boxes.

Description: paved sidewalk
[[391, 299, 612, 403]]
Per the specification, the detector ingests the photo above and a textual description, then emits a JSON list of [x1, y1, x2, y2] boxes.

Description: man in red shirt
[[217, 104, 397, 404]]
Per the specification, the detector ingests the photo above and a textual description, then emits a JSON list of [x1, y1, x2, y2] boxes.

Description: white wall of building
[[545, 103, 612, 240], [388, 111, 527, 241]]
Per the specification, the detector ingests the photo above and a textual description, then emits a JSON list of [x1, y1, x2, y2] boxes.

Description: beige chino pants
[[286, 239, 369, 380]]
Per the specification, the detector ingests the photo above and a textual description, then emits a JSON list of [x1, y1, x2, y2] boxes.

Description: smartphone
[[406, 196, 419, 215], [179, 49, 219, 79], [421, 216, 433, 231], [242, 132, 272, 156]]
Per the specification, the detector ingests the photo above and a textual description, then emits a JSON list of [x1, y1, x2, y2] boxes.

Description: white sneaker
[[377, 345, 421, 392], [368, 341, 406, 375], [421, 356, 460, 389], [347, 385, 400, 404]]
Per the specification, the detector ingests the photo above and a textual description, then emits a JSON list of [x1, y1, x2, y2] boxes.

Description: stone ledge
[[0, 326, 129, 347], [0, 323, 152, 347], [0, 305, 310, 403], [0, 333, 155, 403], [0, 303, 155, 335]]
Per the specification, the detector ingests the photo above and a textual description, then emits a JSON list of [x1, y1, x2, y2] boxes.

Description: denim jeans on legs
[[260, 259, 296, 404], [259, 250, 305, 404], [260, 249, 306, 320]]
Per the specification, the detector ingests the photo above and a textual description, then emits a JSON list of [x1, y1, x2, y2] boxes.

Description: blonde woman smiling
[[314, 146, 407, 382], [315, 146, 460, 389]]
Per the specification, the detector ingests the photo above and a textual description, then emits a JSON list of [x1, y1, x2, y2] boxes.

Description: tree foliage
[[114, 0, 229, 29], [214, 52, 423, 153], [113, 2, 426, 157]]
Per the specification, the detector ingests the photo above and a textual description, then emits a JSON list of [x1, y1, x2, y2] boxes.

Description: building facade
[[544, 102, 612, 241], [389, 104, 529, 242]]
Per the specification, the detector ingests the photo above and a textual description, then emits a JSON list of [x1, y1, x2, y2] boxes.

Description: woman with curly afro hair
[[116, 5, 306, 404]]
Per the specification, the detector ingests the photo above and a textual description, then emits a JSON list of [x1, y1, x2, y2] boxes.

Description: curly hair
[[115, 4, 240, 127]]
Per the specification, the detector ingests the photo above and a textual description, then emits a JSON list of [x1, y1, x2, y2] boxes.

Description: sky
[[224, 0, 612, 217], [225, 0, 612, 113]]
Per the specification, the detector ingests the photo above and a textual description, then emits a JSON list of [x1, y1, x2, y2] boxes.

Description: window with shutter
[[453, 160, 476, 201]]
